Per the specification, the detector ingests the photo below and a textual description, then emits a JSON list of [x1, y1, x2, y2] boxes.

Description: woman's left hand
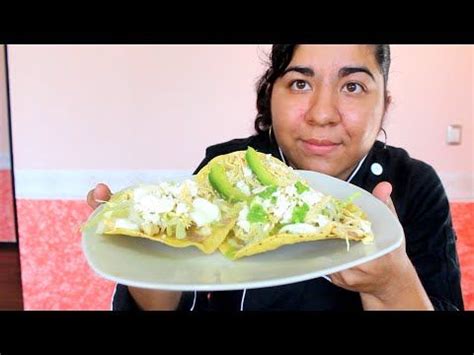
[[329, 182, 434, 310]]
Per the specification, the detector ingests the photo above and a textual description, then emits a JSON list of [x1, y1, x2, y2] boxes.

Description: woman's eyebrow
[[282, 66, 315, 77], [339, 66, 375, 81], [282, 65, 376, 82]]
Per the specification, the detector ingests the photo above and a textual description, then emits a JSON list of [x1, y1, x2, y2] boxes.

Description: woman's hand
[[87, 183, 113, 209], [86, 183, 183, 310], [329, 182, 434, 310]]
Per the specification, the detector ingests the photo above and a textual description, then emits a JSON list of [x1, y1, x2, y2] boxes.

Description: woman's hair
[[254, 44, 391, 134]]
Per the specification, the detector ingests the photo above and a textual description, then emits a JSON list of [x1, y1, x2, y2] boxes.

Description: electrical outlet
[[447, 124, 462, 145]]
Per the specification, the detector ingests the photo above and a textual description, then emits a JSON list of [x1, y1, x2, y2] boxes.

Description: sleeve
[[192, 147, 218, 175], [111, 285, 197, 311], [402, 163, 464, 311], [111, 284, 141, 311]]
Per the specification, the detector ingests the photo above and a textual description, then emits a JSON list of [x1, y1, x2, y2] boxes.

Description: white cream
[[281, 203, 295, 224], [284, 185, 297, 197], [243, 167, 253, 177], [136, 195, 175, 214], [316, 214, 330, 228], [300, 190, 323, 206], [279, 223, 319, 234], [114, 219, 140, 231], [360, 220, 372, 234], [237, 206, 250, 233], [190, 198, 220, 227], [176, 202, 189, 215], [236, 181, 251, 195], [133, 186, 155, 203], [134, 194, 175, 225], [273, 194, 290, 219]]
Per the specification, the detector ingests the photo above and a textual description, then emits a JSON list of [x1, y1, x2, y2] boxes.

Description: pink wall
[[7, 45, 472, 173], [8, 45, 266, 170], [387, 45, 473, 175]]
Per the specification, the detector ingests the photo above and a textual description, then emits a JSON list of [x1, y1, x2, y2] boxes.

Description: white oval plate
[[82, 170, 403, 291]]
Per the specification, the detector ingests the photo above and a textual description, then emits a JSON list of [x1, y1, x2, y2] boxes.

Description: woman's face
[[271, 45, 387, 180]]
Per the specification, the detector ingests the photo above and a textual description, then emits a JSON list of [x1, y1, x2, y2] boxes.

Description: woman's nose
[[304, 88, 340, 126]]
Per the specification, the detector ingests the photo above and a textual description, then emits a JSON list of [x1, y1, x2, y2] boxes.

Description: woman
[[87, 45, 463, 310]]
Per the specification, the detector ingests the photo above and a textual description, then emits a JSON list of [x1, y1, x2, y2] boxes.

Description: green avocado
[[208, 164, 249, 202], [245, 147, 278, 186]]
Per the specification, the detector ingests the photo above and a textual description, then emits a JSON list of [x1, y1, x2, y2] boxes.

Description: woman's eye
[[343, 82, 364, 94], [290, 80, 311, 91]]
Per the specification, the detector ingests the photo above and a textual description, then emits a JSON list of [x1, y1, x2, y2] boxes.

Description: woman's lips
[[300, 139, 342, 155]]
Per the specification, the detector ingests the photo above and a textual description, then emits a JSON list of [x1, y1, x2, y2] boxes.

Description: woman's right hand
[[86, 183, 183, 310]]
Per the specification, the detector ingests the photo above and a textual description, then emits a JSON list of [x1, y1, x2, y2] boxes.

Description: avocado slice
[[245, 147, 278, 186], [208, 164, 249, 202]]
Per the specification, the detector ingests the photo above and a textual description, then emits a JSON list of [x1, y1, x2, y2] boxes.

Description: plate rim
[[82, 169, 404, 291], [82, 232, 403, 291]]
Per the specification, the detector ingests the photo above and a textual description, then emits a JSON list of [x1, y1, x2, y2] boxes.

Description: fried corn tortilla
[[82, 179, 239, 254], [196, 147, 374, 260]]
